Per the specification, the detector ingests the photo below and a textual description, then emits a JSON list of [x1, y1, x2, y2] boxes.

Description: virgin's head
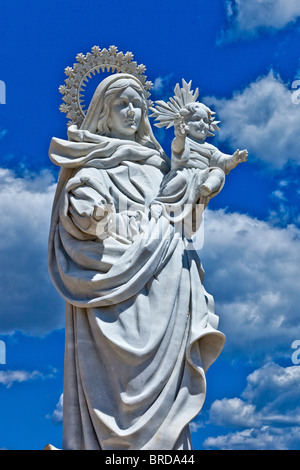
[[81, 75, 153, 145]]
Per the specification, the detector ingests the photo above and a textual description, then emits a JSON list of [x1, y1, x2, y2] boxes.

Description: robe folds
[[48, 126, 225, 450]]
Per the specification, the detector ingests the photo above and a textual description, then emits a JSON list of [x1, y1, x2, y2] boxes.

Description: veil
[[80, 73, 169, 162]]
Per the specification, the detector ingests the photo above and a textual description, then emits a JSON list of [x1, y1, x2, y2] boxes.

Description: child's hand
[[232, 149, 248, 163], [150, 204, 162, 221], [174, 114, 189, 137], [92, 199, 114, 221]]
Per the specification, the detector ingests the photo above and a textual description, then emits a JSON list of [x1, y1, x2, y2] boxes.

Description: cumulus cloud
[[204, 362, 300, 449], [209, 398, 257, 428], [220, 0, 300, 41], [200, 209, 300, 360], [0, 168, 64, 335], [205, 71, 300, 169], [210, 364, 300, 427], [242, 363, 300, 415]]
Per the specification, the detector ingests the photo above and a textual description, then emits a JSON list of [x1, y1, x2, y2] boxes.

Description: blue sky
[[0, 0, 300, 450]]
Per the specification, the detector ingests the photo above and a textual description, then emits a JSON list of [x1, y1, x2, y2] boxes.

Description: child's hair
[[179, 102, 220, 136]]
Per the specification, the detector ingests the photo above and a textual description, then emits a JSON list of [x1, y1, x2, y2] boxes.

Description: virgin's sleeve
[[59, 171, 113, 239]]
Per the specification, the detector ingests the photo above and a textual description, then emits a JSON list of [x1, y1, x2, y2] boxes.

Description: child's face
[[187, 107, 210, 141]]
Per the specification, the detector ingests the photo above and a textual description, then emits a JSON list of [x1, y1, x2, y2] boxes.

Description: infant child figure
[[150, 101, 248, 221]]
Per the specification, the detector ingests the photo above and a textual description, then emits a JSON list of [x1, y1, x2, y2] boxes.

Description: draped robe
[[48, 126, 225, 450]]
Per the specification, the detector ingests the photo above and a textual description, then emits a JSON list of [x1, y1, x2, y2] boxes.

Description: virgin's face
[[107, 86, 143, 140]]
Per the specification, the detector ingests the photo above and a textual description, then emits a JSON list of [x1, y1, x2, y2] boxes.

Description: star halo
[[59, 45, 153, 128]]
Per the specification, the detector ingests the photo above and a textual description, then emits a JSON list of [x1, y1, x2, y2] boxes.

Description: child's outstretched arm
[[225, 149, 248, 173], [210, 146, 248, 174]]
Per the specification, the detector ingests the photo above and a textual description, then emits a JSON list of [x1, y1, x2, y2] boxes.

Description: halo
[[150, 79, 199, 129], [59, 45, 153, 127]]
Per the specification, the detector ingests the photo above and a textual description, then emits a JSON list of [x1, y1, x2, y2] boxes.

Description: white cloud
[[48, 393, 63, 423], [0, 368, 56, 388], [242, 362, 300, 415], [0, 168, 65, 335], [205, 71, 300, 169], [0, 370, 41, 387], [204, 425, 300, 450], [221, 0, 300, 41], [210, 364, 300, 427], [152, 73, 174, 93], [271, 190, 286, 201], [152, 77, 164, 92], [200, 209, 300, 360], [190, 420, 205, 433], [268, 178, 300, 227], [204, 363, 300, 449], [209, 398, 257, 428]]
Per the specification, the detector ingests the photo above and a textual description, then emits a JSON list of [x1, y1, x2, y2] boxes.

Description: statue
[[48, 46, 247, 450]]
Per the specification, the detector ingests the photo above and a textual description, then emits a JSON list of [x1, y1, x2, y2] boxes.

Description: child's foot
[[199, 183, 213, 197]]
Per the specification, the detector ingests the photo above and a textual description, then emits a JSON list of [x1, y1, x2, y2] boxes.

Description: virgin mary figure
[[48, 73, 225, 450]]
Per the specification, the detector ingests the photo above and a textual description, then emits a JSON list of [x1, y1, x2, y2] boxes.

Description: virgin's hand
[[67, 175, 115, 237]]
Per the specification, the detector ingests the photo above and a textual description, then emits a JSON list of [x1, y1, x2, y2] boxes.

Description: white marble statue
[[48, 46, 247, 450]]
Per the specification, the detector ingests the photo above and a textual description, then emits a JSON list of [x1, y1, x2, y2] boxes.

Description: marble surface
[[48, 71, 247, 450]]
